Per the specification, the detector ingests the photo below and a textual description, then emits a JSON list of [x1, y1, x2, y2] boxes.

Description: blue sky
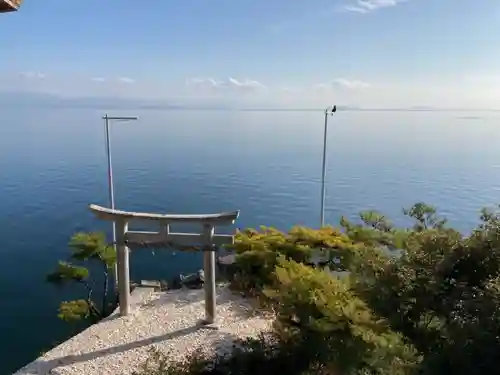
[[1, 0, 499, 108]]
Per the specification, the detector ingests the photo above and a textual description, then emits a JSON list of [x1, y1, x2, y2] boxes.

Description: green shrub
[[46, 232, 116, 322], [228, 226, 357, 292], [349, 205, 500, 374], [134, 257, 419, 375], [135, 203, 500, 375], [264, 257, 420, 375]]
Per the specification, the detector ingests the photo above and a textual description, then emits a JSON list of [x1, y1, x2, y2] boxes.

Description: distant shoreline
[[2, 104, 499, 113], [1, 92, 499, 112]]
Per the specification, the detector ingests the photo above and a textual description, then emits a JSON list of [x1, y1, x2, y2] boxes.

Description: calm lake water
[[1, 108, 500, 374]]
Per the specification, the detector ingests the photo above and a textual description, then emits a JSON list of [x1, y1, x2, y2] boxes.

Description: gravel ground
[[13, 285, 273, 375]]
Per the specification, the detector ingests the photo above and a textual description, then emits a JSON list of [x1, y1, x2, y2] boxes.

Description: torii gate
[[89, 204, 239, 325]]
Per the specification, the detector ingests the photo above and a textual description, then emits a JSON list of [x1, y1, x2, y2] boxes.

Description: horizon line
[[0, 92, 499, 112]]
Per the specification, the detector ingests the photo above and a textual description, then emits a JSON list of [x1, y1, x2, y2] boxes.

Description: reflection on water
[[1, 109, 500, 374]]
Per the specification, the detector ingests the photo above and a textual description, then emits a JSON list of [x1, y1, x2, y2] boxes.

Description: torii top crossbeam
[[90, 204, 239, 225]]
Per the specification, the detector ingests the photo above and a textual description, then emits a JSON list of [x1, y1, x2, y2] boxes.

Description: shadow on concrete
[[26, 327, 247, 375], [19, 324, 204, 375]]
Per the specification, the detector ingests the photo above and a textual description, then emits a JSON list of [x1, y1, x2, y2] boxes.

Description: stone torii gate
[[89, 204, 240, 325]]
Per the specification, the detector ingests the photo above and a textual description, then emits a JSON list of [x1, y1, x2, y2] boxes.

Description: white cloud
[[228, 77, 266, 90], [91, 77, 106, 82], [343, 0, 407, 14], [20, 71, 45, 79], [314, 78, 371, 90], [313, 83, 332, 91], [332, 78, 370, 89], [5, 70, 498, 110], [117, 77, 135, 84], [185, 77, 222, 89], [186, 77, 266, 92]]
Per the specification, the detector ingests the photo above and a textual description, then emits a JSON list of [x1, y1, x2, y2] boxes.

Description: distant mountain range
[[0, 91, 212, 110], [0, 91, 497, 112]]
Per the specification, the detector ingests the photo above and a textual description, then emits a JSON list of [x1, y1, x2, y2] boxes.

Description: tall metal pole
[[320, 105, 336, 228], [104, 114, 119, 290], [320, 110, 328, 228], [102, 114, 138, 291]]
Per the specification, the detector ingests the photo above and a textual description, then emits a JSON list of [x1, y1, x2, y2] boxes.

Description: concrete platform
[[13, 285, 272, 375]]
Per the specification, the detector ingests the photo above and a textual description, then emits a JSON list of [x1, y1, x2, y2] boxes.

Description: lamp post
[[320, 105, 336, 228], [103, 114, 138, 289]]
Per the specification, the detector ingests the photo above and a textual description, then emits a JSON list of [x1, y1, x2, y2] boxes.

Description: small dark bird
[[332, 105, 337, 114]]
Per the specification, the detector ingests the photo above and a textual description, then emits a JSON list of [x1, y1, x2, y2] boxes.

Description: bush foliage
[[47, 232, 116, 322], [134, 203, 500, 375]]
